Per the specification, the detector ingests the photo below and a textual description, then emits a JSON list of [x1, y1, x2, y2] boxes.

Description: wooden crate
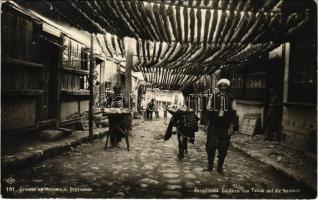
[[240, 113, 261, 136]]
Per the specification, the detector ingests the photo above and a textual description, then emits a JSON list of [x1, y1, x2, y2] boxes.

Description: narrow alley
[[1, 0, 317, 199], [2, 118, 313, 199]]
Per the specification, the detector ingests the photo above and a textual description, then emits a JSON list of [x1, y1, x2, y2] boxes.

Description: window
[[62, 37, 88, 70], [229, 65, 244, 89], [290, 41, 316, 84], [61, 36, 90, 92], [288, 40, 317, 103], [229, 64, 245, 99], [246, 72, 266, 89], [228, 59, 267, 101], [105, 81, 111, 90]]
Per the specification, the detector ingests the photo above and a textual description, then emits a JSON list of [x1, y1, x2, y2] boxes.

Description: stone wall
[[282, 105, 317, 152]]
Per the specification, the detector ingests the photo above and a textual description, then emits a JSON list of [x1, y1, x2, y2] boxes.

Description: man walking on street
[[204, 79, 238, 174]]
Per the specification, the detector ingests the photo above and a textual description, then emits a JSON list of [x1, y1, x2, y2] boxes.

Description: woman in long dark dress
[[106, 84, 126, 147]]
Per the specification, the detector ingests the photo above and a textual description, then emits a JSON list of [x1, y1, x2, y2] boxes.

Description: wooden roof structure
[[11, 0, 316, 90]]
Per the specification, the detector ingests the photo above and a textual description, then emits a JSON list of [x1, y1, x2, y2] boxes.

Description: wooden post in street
[[89, 33, 95, 141], [116, 64, 121, 85], [125, 52, 133, 103], [125, 38, 134, 129]]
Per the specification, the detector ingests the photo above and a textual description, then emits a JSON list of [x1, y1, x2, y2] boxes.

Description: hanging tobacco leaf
[[196, 8, 202, 44], [160, 3, 173, 43], [111, 35, 118, 57], [218, 11, 234, 44], [189, 8, 195, 43], [175, 5, 183, 43], [208, 9, 218, 43], [145, 2, 163, 41], [153, 3, 168, 42], [203, 9, 211, 43], [167, 5, 179, 42], [103, 35, 113, 58], [214, 11, 226, 44], [138, 1, 160, 41]]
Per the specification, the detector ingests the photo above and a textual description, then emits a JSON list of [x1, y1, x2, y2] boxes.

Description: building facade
[[1, 2, 133, 136], [226, 40, 316, 153]]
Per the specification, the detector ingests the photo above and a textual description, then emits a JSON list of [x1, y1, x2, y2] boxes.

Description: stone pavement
[[231, 134, 317, 192], [1, 119, 316, 198], [2, 127, 107, 172]]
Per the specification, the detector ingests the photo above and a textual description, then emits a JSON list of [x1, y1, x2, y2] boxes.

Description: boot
[[184, 139, 188, 154], [110, 136, 116, 148], [204, 153, 215, 171], [217, 157, 225, 175]]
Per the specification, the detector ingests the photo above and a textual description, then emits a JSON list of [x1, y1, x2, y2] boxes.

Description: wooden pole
[[125, 39, 134, 129], [117, 64, 121, 85], [56, 34, 63, 128], [283, 43, 290, 104], [89, 33, 95, 141], [125, 51, 133, 101]]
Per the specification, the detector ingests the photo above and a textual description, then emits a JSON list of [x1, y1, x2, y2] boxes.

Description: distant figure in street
[[264, 88, 282, 141], [106, 83, 126, 148], [205, 78, 238, 174], [163, 105, 168, 121], [146, 99, 155, 121], [154, 104, 159, 119], [144, 107, 148, 121]]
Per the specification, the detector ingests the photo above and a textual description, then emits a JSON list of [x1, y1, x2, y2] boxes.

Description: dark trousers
[[148, 111, 153, 121], [164, 112, 167, 120], [177, 132, 188, 158], [143, 111, 148, 120], [206, 123, 230, 170]]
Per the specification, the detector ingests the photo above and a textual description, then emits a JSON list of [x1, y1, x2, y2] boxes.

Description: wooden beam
[[59, 67, 90, 75], [2, 90, 45, 96], [3, 57, 44, 68]]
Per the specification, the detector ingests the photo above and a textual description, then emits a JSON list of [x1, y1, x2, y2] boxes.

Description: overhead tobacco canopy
[[14, 0, 315, 90]]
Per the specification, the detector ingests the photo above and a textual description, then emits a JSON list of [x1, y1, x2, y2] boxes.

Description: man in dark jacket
[[205, 79, 238, 174]]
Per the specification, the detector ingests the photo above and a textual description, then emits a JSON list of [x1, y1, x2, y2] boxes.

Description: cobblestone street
[[2, 119, 314, 198]]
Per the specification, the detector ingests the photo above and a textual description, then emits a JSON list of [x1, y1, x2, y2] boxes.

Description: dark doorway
[[264, 57, 285, 130], [267, 57, 285, 100], [120, 74, 126, 89], [40, 41, 59, 122]]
